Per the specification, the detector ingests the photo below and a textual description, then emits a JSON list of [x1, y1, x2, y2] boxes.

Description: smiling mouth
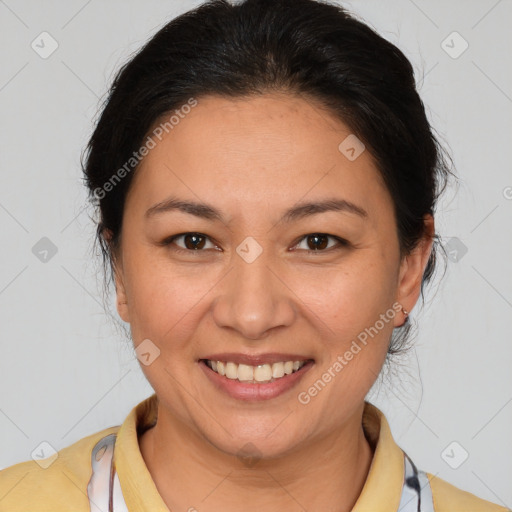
[[199, 358, 314, 384]]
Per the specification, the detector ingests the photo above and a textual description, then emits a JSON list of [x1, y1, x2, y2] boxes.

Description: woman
[[0, 0, 507, 510]]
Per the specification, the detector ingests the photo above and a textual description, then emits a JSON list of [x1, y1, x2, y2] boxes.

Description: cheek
[[120, 246, 198, 340], [295, 262, 397, 403], [296, 253, 397, 334]]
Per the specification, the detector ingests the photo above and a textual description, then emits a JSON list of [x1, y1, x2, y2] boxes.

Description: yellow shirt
[[0, 393, 508, 511]]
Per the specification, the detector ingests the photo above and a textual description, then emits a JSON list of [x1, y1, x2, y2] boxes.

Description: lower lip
[[198, 360, 314, 401]]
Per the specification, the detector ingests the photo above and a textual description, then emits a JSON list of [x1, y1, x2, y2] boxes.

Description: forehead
[[125, 93, 391, 223]]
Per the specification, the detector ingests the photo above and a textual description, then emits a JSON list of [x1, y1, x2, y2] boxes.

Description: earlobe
[[114, 261, 130, 323], [104, 228, 130, 324], [394, 214, 435, 327], [115, 275, 130, 324]]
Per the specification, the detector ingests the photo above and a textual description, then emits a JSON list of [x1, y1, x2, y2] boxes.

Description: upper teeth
[[206, 360, 306, 383]]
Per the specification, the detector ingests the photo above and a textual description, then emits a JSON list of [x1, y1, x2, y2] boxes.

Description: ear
[[394, 214, 435, 327], [104, 228, 130, 324]]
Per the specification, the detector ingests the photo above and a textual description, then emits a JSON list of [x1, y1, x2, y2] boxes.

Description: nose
[[211, 244, 296, 340]]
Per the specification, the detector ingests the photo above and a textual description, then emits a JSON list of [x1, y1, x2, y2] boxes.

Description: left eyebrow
[[279, 198, 368, 223], [144, 195, 369, 223]]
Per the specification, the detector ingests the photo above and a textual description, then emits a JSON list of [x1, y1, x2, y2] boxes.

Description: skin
[[110, 92, 434, 512]]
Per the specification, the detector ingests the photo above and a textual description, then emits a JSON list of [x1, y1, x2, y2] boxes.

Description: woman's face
[[113, 92, 433, 458]]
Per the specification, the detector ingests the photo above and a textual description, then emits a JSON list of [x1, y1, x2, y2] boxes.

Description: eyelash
[[160, 232, 349, 255]]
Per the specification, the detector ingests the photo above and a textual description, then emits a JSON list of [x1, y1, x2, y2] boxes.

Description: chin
[[200, 419, 305, 462]]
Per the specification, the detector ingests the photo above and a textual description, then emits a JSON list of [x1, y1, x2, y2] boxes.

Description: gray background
[[1, 0, 511, 507]]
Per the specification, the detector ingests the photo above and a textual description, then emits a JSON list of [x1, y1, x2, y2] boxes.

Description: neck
[[139, 403, 374, 512]]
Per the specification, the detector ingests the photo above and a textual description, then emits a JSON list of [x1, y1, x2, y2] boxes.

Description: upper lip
[[200, 353, 314, 366]]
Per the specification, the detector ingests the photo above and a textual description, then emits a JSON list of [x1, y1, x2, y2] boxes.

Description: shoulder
[[427, 472, 510, 512], [0, 425, 119, 512]]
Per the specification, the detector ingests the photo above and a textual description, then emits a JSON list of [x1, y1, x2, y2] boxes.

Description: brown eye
[[162, 232, 218, 253], [306, 234, 329, 251], [182, 233, 207, 250], [292, 233, 348, 253]]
